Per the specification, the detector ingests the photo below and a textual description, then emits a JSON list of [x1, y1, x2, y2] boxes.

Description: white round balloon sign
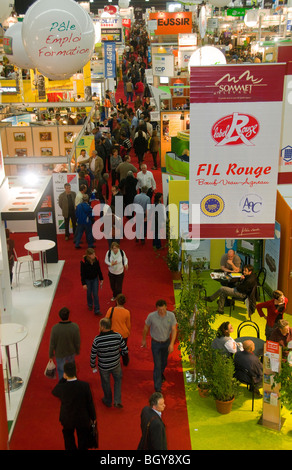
[[4, 22, 35, 70], [21, 0, 95, 80]]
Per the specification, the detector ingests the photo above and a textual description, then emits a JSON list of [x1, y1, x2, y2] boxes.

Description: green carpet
[[174, 271, 292, 450]]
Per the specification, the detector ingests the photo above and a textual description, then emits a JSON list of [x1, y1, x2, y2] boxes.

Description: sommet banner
[[189, 63, 285, 239]]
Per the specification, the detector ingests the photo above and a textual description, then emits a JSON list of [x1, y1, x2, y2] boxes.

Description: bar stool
[[13, 249, 35, 287]]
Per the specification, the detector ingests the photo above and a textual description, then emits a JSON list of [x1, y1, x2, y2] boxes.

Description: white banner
[[189, 64, 285, 239]]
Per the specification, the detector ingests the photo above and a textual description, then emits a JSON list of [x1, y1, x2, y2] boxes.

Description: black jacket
[[137, 406, 167, 450], [52, 378, 96, 428], [80, 257, 103, 285], [236, 273, 257, 296], [234, 350, 263, 385]]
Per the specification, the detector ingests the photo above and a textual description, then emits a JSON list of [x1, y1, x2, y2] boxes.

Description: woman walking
[[105, 242, 128, 301], [80, 248, 104, 315]]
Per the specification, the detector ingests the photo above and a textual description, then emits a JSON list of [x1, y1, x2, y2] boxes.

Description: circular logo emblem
[[239, 193, 263, 217], [201, 194, 225, 217]]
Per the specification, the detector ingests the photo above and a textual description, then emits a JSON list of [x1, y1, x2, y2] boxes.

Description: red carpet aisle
[[9, 234, 191, 450], [9, 147, 191, 449]]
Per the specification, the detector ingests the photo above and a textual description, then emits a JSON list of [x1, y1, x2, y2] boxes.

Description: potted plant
[[166, 238, 181, 279], [209, 350, 239, 414], [175, 267, 216, 397], [272, 360, 292, 410]]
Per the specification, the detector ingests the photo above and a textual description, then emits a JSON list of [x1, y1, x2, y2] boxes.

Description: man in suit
[[137, 392, 167, 450], [52, 361, 97, 450], [58, 183, 76, 241], [234, 340, 263, 397]]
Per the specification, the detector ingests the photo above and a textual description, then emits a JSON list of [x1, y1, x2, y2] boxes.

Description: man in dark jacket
[[234, 340, 263, 396], [52, 361, 97, 450], [205, 264, 257, 315], [74, 194, 95, 249], [137, 392, 167, 450], [49, 307, 81, 380]]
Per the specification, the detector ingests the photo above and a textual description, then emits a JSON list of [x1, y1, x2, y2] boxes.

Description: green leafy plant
[[166, 238, 180, 272], [175, 267, 216, 388], [272, 361, 292, 411], [209, 350, 239, 402]]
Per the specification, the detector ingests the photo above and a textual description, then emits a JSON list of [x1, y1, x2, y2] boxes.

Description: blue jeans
[[56, 354, 75, 380], [86, 278, 100, 313], [126, 91, 133, 102], [75, 224, 95, 247], [98, 364, 122, 406], [151, 339, 170, 392]]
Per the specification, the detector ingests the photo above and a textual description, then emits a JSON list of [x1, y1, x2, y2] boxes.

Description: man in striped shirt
[[90, 318, 128, 408]]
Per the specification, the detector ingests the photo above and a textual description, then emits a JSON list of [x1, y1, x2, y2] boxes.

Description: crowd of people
[[207, 251, 290, 399], [49, 20, 169, 452]]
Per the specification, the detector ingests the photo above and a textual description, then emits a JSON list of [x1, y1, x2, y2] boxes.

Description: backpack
[[108, 249, 125, 266]]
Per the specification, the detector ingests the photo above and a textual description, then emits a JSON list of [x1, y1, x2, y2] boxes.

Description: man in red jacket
[[256, 290, 288, 340]]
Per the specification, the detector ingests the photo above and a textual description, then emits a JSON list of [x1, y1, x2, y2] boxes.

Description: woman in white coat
[[105, 242, 128, 301]]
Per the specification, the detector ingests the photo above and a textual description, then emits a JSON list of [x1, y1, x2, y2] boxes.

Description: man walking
[[49, 307, 81, 380], [136, 164, 156, 201], [90, 318, 129, 408], [137, 392, 167, 450], [74, 194, 95, 249], [58, 182, 76, 241], [141, 299, 177, 392], [134, 186, 150, 243], [52, 361, 97, 450]]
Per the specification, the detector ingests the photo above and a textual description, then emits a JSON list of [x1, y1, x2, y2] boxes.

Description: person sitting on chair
[[205, 264, 257, 315], [270, 319, 292, 359], [220, 249, 241, 273], [211, 322, 243, 356], [256, 290, 288, 340], [234, 340, 263, 397]]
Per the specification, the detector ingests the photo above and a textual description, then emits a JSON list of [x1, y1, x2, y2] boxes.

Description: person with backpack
[[104, 242, 128, 301]]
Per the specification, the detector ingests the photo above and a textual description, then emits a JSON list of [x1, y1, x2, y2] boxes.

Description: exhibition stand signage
[[278, 61, 292, 184], [189, 64, 285, 239], [53, 173, 78, 234], [104, 42, 116, 79], [259, 340, 283, 431], [149, 12, 193, 36]]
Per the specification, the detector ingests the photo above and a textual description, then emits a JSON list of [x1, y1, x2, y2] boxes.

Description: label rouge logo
[[212, 112, 259, 146]]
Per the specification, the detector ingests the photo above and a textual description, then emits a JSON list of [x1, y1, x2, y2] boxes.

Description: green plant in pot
[[175, 267, 216, 396], [210, 350, 239, 414], [272, 360, 292, 411]]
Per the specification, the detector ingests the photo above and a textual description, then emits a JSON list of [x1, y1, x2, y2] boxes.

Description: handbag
[[44, 360, 56, 379], [88, 421, 98, 449]]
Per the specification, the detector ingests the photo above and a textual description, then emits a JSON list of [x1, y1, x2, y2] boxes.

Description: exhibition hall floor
[[3, 260, 64, 434]]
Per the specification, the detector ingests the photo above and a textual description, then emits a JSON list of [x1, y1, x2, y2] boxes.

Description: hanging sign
[[189, 64, 285, 239], [153, 54, 174, 77], [104, 41, 116, 79], [149, 12, 193, 36]]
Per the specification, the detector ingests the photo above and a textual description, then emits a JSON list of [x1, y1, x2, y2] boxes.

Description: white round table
[[24, 239, 56, 287], [0, 323, 28, 392]]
